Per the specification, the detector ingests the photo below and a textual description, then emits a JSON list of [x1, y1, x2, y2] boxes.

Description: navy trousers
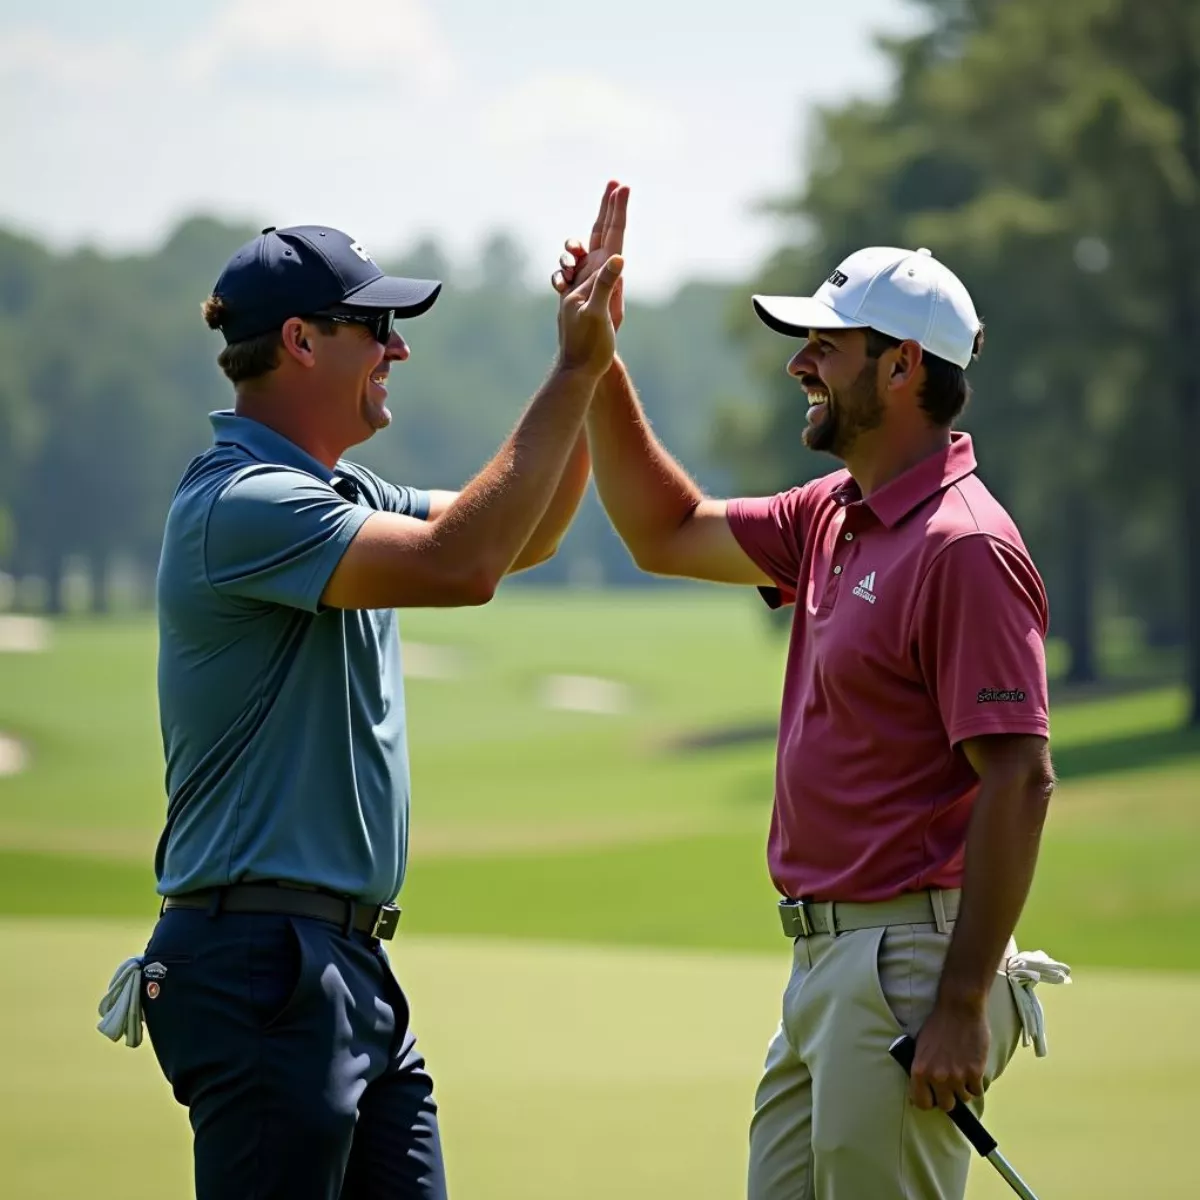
[[140, 907, 447, 1200]]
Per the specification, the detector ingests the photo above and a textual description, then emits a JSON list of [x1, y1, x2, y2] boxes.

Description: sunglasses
[[307, 307, 395, 345]]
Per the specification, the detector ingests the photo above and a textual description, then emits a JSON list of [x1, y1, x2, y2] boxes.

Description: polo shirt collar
[[834, 431, 978, 529], [210, 410, 336, 484]]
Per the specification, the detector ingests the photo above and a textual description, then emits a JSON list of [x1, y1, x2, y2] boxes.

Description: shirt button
[[833, 565, 843, 575], [844, 532, 854, 542]]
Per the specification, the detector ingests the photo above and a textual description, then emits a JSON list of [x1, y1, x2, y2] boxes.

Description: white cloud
[[179, 0, 458, 93], [0, 0, 919, 295], [0, 29, 142, 89], [0, 1, 457, 97], [484, 71, 685, 157]]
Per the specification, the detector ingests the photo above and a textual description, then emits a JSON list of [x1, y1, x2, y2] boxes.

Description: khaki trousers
[[747, 910, 1023, 1200]]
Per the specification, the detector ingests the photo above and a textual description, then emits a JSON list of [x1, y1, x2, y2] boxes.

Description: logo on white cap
[[752, 246, 981, 369]]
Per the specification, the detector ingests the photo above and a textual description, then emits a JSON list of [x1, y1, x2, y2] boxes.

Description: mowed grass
[[0, 592, 1198, 969], [1, 593, 1200, 966], [2, 920, 1197, 1200], [1, 593, 1199, 1197]]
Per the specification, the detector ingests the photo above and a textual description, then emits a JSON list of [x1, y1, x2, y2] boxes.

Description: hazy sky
[[1, 0, 924, 297]]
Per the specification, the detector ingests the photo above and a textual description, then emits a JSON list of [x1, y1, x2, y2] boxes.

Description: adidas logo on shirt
[[852, 571, 877, 604]]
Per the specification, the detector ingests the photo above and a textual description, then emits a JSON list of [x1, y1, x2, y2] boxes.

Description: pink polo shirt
[[726, 433, 1050, 904]]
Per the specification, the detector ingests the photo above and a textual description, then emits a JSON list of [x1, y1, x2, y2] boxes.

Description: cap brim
[[751, 295, 867, 338], [343, 275, 443, 318]]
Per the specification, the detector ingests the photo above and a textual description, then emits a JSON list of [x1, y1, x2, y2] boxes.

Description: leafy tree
[[725, 0, 1200, 718]]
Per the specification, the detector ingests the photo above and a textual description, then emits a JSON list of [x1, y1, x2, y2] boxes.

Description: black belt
[[161, 882, 401, 941]]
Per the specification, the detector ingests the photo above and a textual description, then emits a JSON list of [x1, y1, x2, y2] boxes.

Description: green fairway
[[1, 593, 1198, 968], [1, 591, 1198, 1196], [2, 920, 1196, 1200]]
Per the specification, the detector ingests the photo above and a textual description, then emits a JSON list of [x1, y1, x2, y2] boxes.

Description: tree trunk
[[44, 551, 65, 616], [1180, 358, 1200, 726], [1169, 6, 1200, 726], [89, 550, 109, 615], [1061, 492, 1097, 685]]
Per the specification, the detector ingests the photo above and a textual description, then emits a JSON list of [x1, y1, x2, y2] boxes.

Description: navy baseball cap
[[211, 224, 442, 344]]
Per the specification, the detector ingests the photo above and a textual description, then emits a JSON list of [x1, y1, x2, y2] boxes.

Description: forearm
[[433, 365, 598, 581], [937, 776, 1053, 1010], [509, 431, 590, 572], [586, 357, 704, 566]]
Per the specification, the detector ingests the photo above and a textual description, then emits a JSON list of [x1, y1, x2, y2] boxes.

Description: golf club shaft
[[888, 1035, 1042, 1200], [987, 1149, 1040, 1200]]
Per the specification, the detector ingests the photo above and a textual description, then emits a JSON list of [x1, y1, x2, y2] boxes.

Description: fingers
[[589, 180, 618, 253], [584, 254, 624, 313], [551, 240, 588, 294], [909, 1072, 982, 1113], [602, 184, 629, 255], [908, 1075, 933, 1111]]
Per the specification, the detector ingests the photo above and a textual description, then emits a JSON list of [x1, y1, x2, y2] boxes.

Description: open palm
[[554, 181, 629, 331]]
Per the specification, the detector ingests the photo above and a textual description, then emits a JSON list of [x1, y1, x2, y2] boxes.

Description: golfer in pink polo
[[554, 185, 1059, 1200]]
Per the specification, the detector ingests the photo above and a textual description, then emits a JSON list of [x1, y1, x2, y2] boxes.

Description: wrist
[[935, 978, 990, 1016], [552, 357, 609, 387]]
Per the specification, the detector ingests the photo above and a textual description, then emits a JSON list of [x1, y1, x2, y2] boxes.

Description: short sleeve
[[726, 488, 810, 608], [382, 483, 430, 520], [336, 462, 430, 520], [205, 467, 372, 612], [912, 534, 1051, 747]]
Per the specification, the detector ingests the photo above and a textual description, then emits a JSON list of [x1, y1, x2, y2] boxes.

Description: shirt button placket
[[828, 526, 858, 600]]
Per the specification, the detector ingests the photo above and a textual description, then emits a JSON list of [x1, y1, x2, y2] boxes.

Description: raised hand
[[552, 180, 629, 331], [556, 254, 625, 379]]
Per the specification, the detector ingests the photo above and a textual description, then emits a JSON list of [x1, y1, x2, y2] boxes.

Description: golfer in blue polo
[[98, 224, 624, 1199]]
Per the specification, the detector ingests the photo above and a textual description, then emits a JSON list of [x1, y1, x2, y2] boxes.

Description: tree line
[[0, 219, 752, 603], [1, 0, 1196, 723], [726, 0, 1200, 723]]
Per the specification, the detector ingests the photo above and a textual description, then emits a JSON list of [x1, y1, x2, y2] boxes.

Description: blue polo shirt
[[154, 411, 430, 905]]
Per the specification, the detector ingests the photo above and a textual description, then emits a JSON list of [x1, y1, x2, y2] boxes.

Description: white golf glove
[[96, 956, 145, 1048], [1005, 949, 1072, 1057]]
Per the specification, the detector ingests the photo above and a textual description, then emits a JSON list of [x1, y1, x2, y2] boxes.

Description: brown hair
[[865, 324, 985, 427], [202, 296, 337, 385]]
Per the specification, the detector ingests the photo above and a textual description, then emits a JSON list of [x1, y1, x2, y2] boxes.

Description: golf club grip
[[887, 1035, 998, 1158]]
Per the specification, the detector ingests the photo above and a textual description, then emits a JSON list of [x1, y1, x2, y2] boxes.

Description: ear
[[280, 317, 317, 368], [886, 339, 924, 391]]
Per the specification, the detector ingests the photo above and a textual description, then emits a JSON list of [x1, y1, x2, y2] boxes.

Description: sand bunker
[[0, 735, 28, 777], [403, 642, 466, 680], [538, 674, 631, 715], [0, 616, 49, 653]]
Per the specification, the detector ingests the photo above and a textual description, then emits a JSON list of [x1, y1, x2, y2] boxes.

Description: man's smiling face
[[786, 327, 885, 458], [309, 313, 410, 443]]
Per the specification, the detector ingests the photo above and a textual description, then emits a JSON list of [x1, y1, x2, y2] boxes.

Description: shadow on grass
[[1051, 726, 1200, 781], [669, 699, 1200, 785]]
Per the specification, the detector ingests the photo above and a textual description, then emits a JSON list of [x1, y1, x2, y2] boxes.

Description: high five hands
[[555, 216, 625, 379], [553, 181, 630, 337]]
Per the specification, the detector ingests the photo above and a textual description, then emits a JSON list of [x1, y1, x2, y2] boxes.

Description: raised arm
[[320, 257, 623, 610], [421, 429, 591, 574], [586, 359, 769, 584], [552, 182, 769, 586]]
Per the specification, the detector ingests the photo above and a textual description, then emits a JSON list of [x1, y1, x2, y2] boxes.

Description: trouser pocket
[[862, 924, 1023, 1086], [247, 917, 312, 1030], [140, 912, 316, 1101]]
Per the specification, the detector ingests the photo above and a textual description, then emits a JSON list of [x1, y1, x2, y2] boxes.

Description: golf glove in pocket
[[1005, 949, 1072, 1058], [96, 956, 145, 1048]]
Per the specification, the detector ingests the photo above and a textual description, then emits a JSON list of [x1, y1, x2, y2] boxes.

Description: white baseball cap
[[752, 246, 981, 369]]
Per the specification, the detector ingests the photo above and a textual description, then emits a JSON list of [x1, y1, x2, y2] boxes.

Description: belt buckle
[[370, 904, 401, 941], [779, 898, 813, 938]]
